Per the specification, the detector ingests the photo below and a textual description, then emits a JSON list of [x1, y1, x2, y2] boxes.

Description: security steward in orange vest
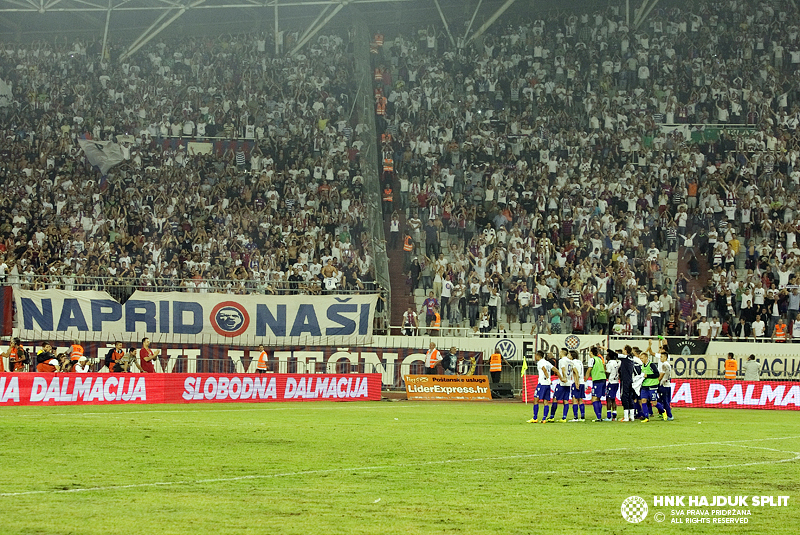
[[403, 234, 414, 270], [105, 341, 126, 372], [773, 318, 788, 342], [382, 183, 393, 214], [70, 340, 84, 362], [424, 342, 442, 375], [5, 338, 29, 372], [724, 353, 738, 379], [489, 349, 510, 383], [256, 344, 271, 373], [431, 307, 442, 336], [403, 234, 414, 253]]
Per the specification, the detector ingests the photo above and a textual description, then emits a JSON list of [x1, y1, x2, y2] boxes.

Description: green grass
[[0, 402, 799, 535]]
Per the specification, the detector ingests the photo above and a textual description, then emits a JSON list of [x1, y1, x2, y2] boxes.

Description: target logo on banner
[[565, 335, 581, 350], [620, 496, 648, 523]]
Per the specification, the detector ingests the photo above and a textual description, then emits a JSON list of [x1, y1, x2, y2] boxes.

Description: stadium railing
[[7, 275, 383, 300], [388, 325, 533, 338]]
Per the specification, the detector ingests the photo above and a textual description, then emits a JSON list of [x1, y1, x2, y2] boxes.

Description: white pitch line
[[0, 404, 422, 419], [2, 436, 799, 498]]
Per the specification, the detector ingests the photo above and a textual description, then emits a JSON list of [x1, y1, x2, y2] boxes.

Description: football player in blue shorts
[[527, 350, 559, 423], [639, 342, 660, 422], [554, 348, 573, 422], [656, 349, 674, 421], [569, 350, 586, 421], [585, 345, 607, 421]]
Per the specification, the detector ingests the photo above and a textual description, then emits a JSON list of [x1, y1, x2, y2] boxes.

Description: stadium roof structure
[[0, 0, 662, 56]]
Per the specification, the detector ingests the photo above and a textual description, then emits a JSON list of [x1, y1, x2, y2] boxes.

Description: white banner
[[77, 138, 125, 175], [14, 290, 378, 346]]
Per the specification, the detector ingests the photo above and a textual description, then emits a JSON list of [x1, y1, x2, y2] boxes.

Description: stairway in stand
[[670, 248, 711, 295], [383, 175, 413, 334]]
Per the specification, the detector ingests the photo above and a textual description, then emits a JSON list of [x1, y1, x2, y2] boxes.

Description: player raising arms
[[527, 350, 559, 423], [630, 347, 645, 421], [554, 348, 573, 422], [656, 349, 674, 421], [585, 345, 607, 422], [569, 350, 585, 422]]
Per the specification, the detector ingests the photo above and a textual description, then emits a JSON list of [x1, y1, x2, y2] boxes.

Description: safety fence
[[5, 277, 382, 304]]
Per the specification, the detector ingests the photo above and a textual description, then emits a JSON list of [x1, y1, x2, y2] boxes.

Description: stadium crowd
[[381, 0, 800, 341], [0, 30, 378, 298]]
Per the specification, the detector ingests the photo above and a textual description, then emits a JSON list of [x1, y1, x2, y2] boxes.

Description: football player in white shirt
[[554, 348, 574, 422], [527, 350, 561, 423], [569, 350, 586, 421], [656, 350, 674, 421], [605, 353, 621, 421]]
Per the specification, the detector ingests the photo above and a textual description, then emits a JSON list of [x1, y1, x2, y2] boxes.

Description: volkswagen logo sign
[[495, 339, 516, 360]]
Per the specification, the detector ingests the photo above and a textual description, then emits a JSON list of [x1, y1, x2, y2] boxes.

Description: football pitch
[[1, 401, 798, 535]]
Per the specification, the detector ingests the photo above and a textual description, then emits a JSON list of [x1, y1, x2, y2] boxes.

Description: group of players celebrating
[[527, 341, 674, 423]]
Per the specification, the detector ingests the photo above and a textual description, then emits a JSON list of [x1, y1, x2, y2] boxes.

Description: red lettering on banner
[[0, 373, 379, 405]]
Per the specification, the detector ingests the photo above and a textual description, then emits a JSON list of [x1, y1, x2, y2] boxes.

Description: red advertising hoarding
[[0, 373, 381, 406], [522, 376, 800, 411], [669, 379, 800, 410]]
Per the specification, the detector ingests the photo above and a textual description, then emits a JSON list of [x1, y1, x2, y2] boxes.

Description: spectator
[[139, 337, 159, 373], [743, 355, 761, 381]]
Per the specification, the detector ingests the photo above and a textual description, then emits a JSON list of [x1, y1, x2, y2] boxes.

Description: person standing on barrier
[[139, 338, 159, 373]]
